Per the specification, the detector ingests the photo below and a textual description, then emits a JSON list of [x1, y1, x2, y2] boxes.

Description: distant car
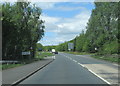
[[54, 51, 58, 54], [51, 49, 58, 54], [51, 49, 55, 53]]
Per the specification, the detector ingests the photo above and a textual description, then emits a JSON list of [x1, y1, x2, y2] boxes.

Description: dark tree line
[[56, 2, 119, 55], [1, 2, 45, 60]]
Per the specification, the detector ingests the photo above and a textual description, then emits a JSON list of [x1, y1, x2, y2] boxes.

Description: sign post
[[68, 43, 74, 51], [22, 51, 31, 61], [22, 51, 31, 55]]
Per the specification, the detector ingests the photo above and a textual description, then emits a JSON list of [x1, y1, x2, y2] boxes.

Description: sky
[[36, 2, 95, 46], [0, 0, 95, 46]]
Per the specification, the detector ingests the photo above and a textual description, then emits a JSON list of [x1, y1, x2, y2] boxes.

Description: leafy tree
[[2, 2, 45, 60], [56, 2, 119, 55]]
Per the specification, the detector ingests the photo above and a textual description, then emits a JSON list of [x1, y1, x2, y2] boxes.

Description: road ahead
[[20, 53, 118, 84]]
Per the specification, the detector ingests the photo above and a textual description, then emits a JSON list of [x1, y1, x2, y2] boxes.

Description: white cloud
[[39, 10, 91, 46], [34, 2, 88, 11], [40, 15, 61, 32], [41, 15, 60, 23], [52, 6, 87, 11], [56, 11, 90, 34], [34, 2, 56, 9]]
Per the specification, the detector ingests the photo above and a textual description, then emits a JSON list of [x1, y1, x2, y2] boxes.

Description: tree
[[56, 2, 119, 55], [2, 2, 45, 60]]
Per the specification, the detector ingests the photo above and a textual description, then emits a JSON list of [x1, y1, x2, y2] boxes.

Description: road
[[19, 52, 118, 85]]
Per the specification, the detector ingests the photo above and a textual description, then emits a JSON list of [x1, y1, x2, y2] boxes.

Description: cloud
[[56, 11, 90, 34], [40, 15, 61, 32], [41, 15, 60, 23], [34, 2, 56, 9], [34, 2, 88, 12], [39, 10, 91, 46], [50, 6, 87, 11]]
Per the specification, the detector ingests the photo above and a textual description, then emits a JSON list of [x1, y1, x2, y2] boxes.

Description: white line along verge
[[77, 62, 111, 84], [64, 55, 111, 85], [87, 69, 111, 85], [77, 63, 85, 68]]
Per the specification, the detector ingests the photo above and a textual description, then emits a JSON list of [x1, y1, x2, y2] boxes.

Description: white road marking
[[87, 69, 111, 84], [62, 54, 111, 85], [73, 60, 77, 63], [74, 60, 77, 63], [77, 63, 85, 67], [69, 58, 72, 60]]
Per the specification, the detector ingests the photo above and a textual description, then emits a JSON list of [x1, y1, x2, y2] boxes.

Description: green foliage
[[36, 43, 43, 50], [1, 64, 23, 70], [75, 32, 86, 52], [2, 2, 45, 60], [43, 45, 57, 51], [102, 41, 118, 54], [92, 54, 118, 63], [35, 52, 53, 59], [56, 42, 69, 51], [56, 2, 118, 55]]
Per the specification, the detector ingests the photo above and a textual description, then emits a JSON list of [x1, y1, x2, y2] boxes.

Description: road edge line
[[64, 54, 111, 85], [11, 57, 55, 86], [78, 62, 111, 84], [87, 69, 111, 85]]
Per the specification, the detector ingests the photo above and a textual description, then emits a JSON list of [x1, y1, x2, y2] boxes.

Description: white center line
[[62, 54, 111, 85]]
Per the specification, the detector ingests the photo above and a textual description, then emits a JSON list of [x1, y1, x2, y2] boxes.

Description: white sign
[[22, 51, 30, 55], [68, 43, 74, 50]]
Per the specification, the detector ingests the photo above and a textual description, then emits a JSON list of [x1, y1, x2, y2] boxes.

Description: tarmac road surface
[[20, 52, 118, 84]]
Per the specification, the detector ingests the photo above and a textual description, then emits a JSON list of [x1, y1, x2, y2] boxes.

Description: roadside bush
[[102, 41, 118, 54]]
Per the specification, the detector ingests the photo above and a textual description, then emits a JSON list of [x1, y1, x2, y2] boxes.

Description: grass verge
[[35, 52, 53, 60], [2, 52, 54, 70], [64, 51, 119, 63], [91, 54, 119, 63], [1, 64, 23, 70], [64, 51, 95, 55]]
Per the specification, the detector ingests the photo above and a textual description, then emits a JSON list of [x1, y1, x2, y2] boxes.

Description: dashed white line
[[74, 60, 77, 63], [73, 60, 77, 63], [69, 58, 72, 60], [62, 54, 111, 85], [77, 63, 85, 67]]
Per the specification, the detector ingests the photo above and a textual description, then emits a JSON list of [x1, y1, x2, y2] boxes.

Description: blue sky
[[42, 2, 94, 18], [0, 1, 95, 46], [36, 2, 95, 46]]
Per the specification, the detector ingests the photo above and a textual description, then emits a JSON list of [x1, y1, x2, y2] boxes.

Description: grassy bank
[[64, 51, 119, 63], [1, 64, 23, 70], [1, 52, 54, 70], [92, 54, 119, 63], [35, 52, 53, 60], [65, 51, 95, 55]]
